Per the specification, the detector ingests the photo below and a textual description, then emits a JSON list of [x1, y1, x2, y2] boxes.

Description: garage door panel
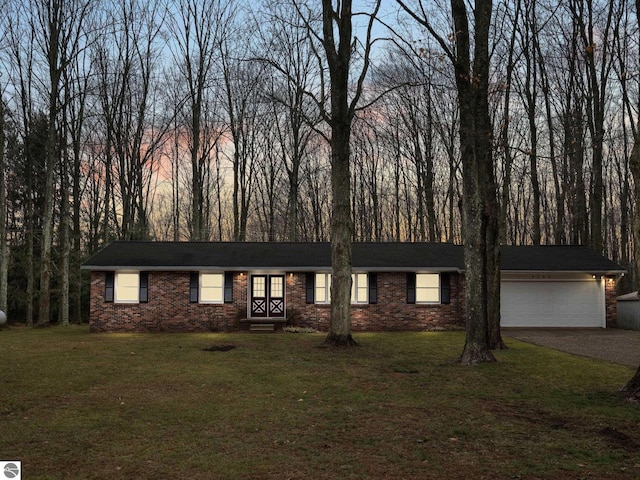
[[501, 280, 604, 328]]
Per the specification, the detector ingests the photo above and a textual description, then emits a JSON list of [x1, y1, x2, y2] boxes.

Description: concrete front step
[[249, 323, 276, 332]]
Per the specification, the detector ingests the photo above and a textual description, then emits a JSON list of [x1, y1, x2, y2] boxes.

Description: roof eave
[[81, 265, 465, 273], [501, 269, 626, 275]]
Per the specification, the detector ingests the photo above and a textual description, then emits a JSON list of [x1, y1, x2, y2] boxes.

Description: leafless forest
[[0, 0, 638, 324]]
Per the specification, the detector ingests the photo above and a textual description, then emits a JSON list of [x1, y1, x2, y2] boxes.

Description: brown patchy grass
[[1, 325, 640, 479]]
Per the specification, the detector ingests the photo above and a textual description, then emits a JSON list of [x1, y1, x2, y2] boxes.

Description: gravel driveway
[[502, 328, 640, 367]]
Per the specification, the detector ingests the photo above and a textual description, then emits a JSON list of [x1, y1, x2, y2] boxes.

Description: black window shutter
[[368, 273, 378, 304], [407, 273, 416, 304], [440, 273, 451, 304], [305, 273, 315, 304], [224, 272, 233, 303], [105, 272, 114, 303], [189, 272, 199, 303], [139, 272, 149, 303]]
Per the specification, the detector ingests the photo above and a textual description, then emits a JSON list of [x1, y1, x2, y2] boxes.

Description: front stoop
[[249, 323, 275, 332], [241, 318, 287, 333]]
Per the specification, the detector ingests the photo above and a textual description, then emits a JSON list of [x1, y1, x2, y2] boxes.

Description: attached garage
[[499, 246, 625, 328], [501, 274, 606, 328]]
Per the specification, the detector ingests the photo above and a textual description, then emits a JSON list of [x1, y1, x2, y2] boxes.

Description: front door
[[251, 275, 285, 318]]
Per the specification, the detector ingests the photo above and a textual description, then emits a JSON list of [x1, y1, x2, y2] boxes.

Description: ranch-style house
[[81, 241, 624, 333]]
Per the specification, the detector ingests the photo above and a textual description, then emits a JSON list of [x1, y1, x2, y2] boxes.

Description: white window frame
[[315, 273, 368, 304], [115, 271, 140, 304], [315, 273, 331, 304], [416, 273, 440, 304], [351, 273, 368, 304], [200, 272, 224, 304]]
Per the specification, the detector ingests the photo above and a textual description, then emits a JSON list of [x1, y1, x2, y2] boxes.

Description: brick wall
[[89, 271, 618, 332], [285, 272, 465, 331], [89, 271, 465, 332], [90, 271, 248, 332], [605, 276, 618, 328]]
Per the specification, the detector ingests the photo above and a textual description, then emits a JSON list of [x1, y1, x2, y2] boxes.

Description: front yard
[[1, 326, 639, 479]]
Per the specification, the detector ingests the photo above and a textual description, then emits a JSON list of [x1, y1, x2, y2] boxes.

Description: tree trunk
[[454, 0, 497, 364], [37, 109, 57, 328], [320, 0, 365, 347], [0, 97, 7, 315], [625, 89, 640, 399], [36, 0, 63, 327], [326, 123, 357, 346], [288, 172, 300, 241], [621, 365, 640, 402], [397, 0, 497, 362], [59, 156, 71, 327]]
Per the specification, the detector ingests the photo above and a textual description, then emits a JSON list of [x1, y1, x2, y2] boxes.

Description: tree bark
[[321, 0, 357, 347], [624, 47, 640, 397], [0, 97, 7, 316], [454, 0, 498, 363], [326, 122, 357, 346], [36, 0, 63, 327], [397, 0, 498, 362], [621, 364, 640, 402]]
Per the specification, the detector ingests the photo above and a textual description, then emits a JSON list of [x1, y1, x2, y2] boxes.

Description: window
[[115, 272, 140, 303], [270, 276, 283, 298], [200, 273, 224, 303], [416, 273, 440, 303], [351, 273, 368, 304], [315, 273, 331, 304], [314, 273, 369, 304], [190, 272, 232, 303]]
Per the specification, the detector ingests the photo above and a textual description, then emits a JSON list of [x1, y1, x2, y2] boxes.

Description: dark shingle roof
[[81, 241, 624, 274], [81, 241, 464, 271], [501, 245, 624, 273]]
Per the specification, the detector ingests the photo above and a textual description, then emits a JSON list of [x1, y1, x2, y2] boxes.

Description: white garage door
[[501, 276, 605, 328]]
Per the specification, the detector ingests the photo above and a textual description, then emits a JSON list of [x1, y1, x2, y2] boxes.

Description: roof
[[500, 245, 624, 274], [81, 241, 625, 274], [81, 242, 463, 272], [617, 291, 638, 302]]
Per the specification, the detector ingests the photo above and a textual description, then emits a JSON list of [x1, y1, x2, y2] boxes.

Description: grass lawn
[[1, 326, 640, 479]]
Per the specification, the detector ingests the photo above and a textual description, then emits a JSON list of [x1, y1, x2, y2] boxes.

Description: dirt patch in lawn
[[201, 344, 236, 352]]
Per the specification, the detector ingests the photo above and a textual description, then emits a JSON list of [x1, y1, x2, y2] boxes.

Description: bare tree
[[374, 53, 439, 242], [94, 0, 170, 241], [515, 0, 542, 245], [219, 37, 265, 241], [299, 142, 331, 241], [612, 0, 637, 290], [256, 2, 322, 241], [12, 28, 37, 327], [0, 92, 6, 316], [169, 0, 232, 241], [254, 102, 286, 241], [398, 0, 500, 362], [621, 0, 640, 403], [31, 0, 92, 327], [569, 0, 619, 253], [315, 0, 381, 346]]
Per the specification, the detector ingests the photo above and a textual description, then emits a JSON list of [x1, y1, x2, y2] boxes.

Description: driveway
[[502, 328, 640, 367]]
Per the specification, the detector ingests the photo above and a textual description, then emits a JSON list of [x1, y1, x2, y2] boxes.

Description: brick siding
[[285, 272, 465, 331], [605, 276, 618, 328], [89, 271, 617, 332], [89, 271, 465, 332], [90, 271, 248, 332]]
